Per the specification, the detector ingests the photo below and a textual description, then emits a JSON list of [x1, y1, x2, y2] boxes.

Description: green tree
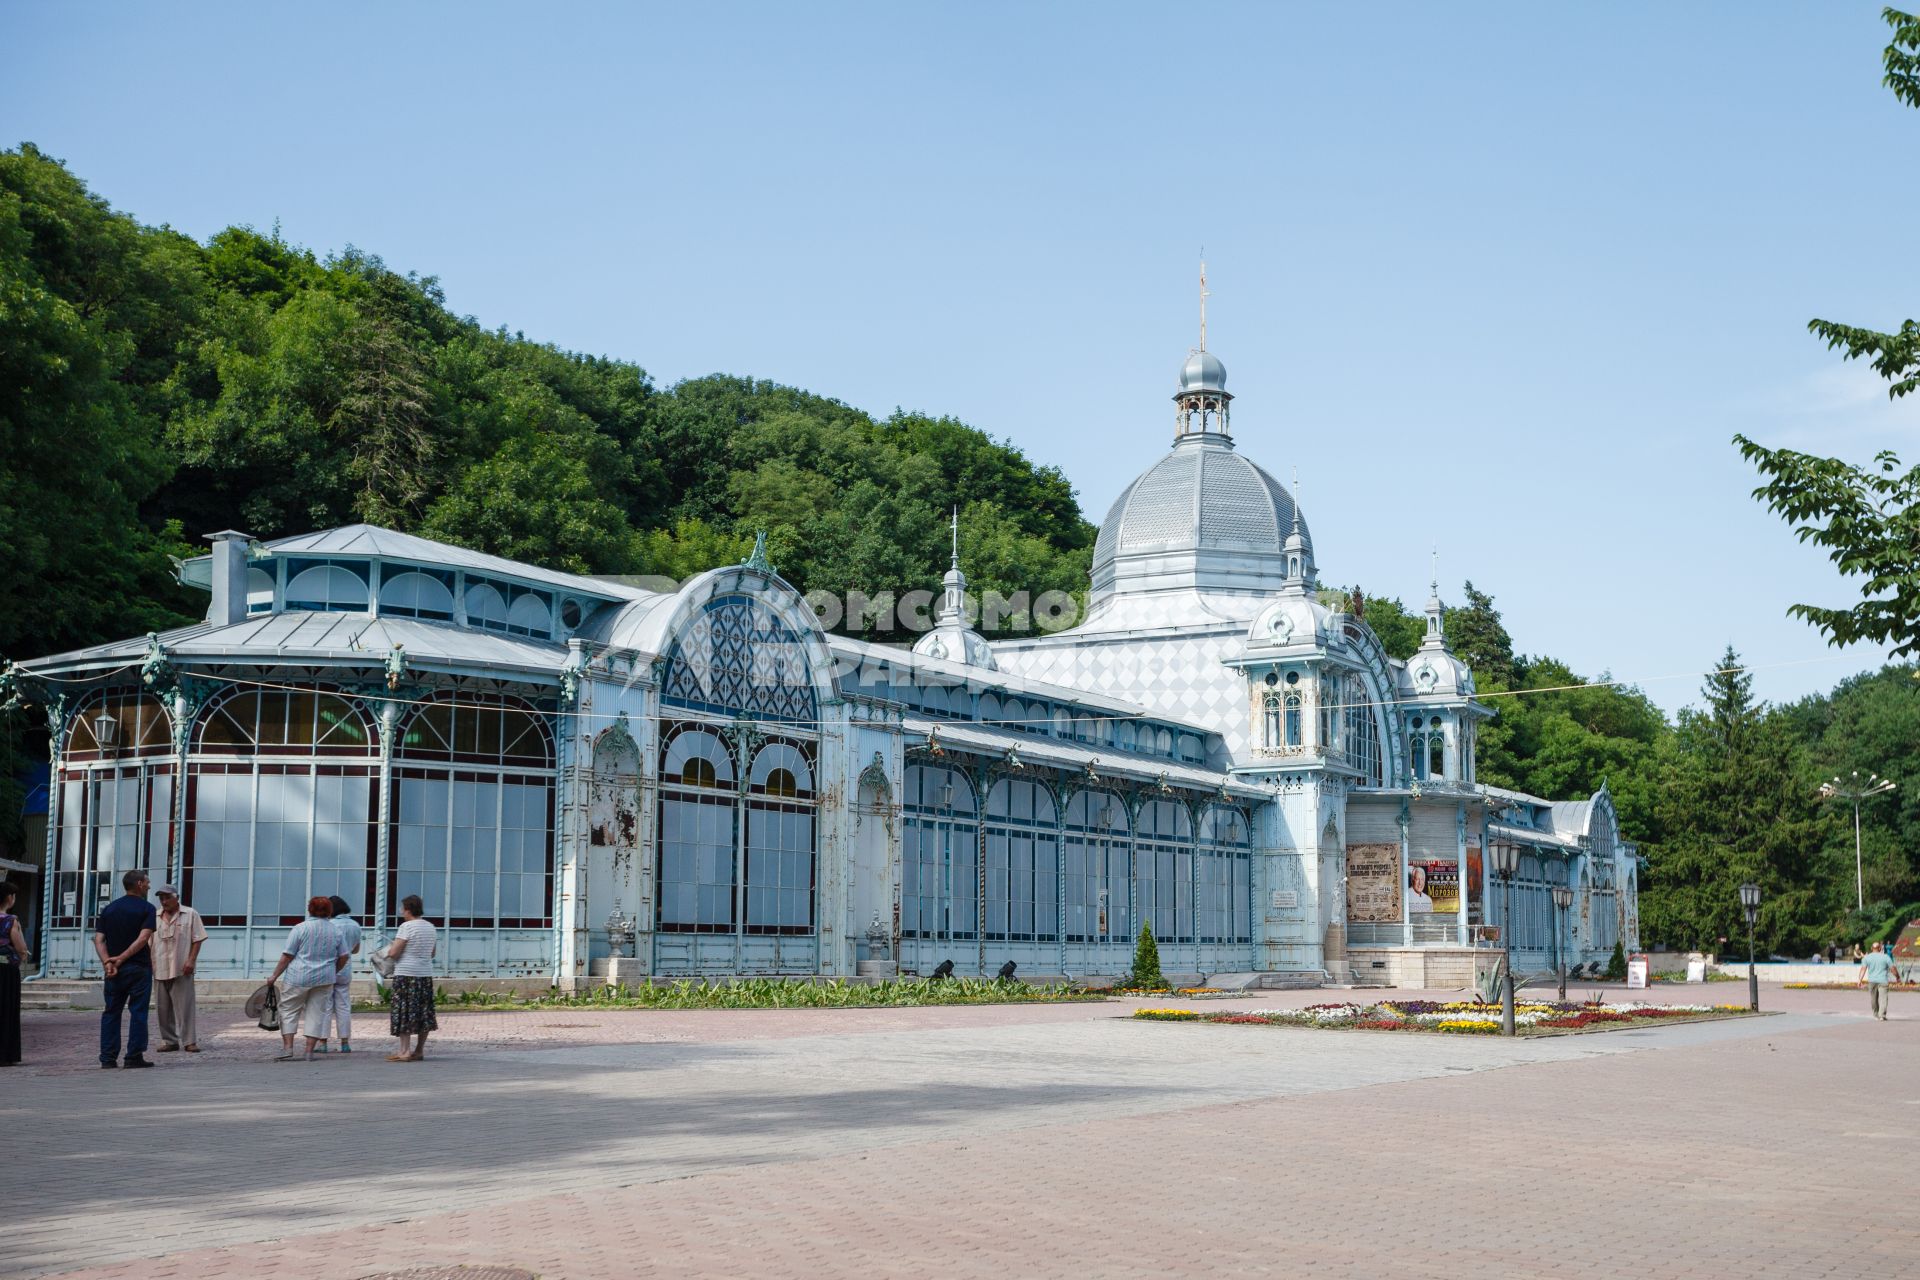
[[1732, 10, 1920, 654], [1643, 648, 1829, 954], [1128, 921, 1165, 989], [1445, 582, 1520, 690], [420, 433, 638, 574]]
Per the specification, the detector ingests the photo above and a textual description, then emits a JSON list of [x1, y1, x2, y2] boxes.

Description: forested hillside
[[0, 143, 1093, 666], [3, 143, 1913, 954]]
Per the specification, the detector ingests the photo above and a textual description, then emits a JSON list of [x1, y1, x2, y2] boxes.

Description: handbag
[[370, 941, 397, 980], [255, 985, 281, 1032]]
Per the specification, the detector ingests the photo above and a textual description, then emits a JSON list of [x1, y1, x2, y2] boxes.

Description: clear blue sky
[[4, 1, 1915, 714]]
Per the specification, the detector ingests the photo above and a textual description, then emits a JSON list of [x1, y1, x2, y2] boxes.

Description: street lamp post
[[1817, 771, 1896, 912], [1490, 842, 1519, 1035], [1551, 884, 1574, 1002], [1739, 881, 1762, 1012]]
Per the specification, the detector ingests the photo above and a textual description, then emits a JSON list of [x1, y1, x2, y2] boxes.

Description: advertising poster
[[1347, 843, 1403, 923], [1422, 862, 1460, 915]]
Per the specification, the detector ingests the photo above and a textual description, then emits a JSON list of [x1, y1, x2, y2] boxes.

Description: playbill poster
[[1346, 843, 1403, 923]]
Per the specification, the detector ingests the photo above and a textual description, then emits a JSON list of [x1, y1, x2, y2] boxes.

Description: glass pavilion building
[[4, 340, 1638, 988]]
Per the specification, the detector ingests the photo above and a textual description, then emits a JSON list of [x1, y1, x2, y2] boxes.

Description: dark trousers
[[1, 962, 20, 1064], [100, 967, 151, 1064]]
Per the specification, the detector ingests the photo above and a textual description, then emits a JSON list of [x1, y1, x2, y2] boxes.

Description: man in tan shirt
[[151, 885, 207, 1052]]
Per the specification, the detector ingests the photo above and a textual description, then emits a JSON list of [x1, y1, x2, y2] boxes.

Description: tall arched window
[[745, 739, 816, 935], [284, 563, 369, 613], [393, 695, 554, 929], [1197, 806, 1253, 945], [1261, 693, 1282, 749], [187, 686, 377, 926], [1283, 690, 1303, 748], [984, 778, 1058, 943], [1346, 684, 1383, 785], [54, 690, 175, 928], [1063, 790, 1130, 945], [1134, 799, 1194, 944], [657, 724, 737, 934], [902, 764, 978, 943]]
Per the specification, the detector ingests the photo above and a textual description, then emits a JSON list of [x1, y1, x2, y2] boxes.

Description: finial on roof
[[950, 506, 960, 570], [1198, 254, 1209, 351], [743, 531, 772, 573]]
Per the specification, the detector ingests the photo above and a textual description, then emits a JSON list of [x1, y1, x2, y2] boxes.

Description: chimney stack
[[206, 530, 254, 626]]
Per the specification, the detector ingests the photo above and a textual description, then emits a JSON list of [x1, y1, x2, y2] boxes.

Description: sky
[[4, 1, 1915, 714]]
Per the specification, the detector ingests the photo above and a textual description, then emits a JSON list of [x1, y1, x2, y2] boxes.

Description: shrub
[[1605, 939, 1627, 981], [1128, 921, 1166, 990]]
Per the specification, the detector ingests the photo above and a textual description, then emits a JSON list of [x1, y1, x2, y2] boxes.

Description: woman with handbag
[[385, 894, 438, 1062], [263, 897, 348, 1061], [1, 881, 33, 1066]]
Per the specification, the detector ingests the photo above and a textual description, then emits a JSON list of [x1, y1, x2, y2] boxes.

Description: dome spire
[[1175, 262, 1231, 443], [1424, 548, 1445, 644], [1198, 254, 1209, 351]]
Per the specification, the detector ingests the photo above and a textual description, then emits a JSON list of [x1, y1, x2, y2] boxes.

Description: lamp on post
[[1488, 841, 1519, 1035], [1550, 884, 1574, 1002], [1738, 882, 1761, 1011], [1816, 771, 1896, 913]]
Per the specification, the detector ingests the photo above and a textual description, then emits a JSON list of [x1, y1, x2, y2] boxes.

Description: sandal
[[183, 1045, 200, 1053], [385, 1053, 412, 1062], [272, 1053, 301, 1062]]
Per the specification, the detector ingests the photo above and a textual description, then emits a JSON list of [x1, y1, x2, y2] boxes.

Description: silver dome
[[1178, 349, 1228, 394], [1089, 437, 1312, 606]]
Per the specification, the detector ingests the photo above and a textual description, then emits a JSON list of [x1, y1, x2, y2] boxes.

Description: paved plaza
[[4, 985, 1914, 1279]]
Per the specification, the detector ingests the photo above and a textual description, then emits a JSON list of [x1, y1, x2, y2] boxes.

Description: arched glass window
[[64, 690, 173, 761], [1155, 728, 1173, 757], [661, 594, 819, 724], [186, 686, 376, 927], [247, 566, 276, 615], [398, 697, 551, 766], [745, 739, 816, 935], [1115, 722, 1137, 752], [1283, 691, 1303, 748], [902, 764, 978, 941], [661, 726, 734, 788], [1052, 707, 1072, 738], [1346, 681, 1383, 785], [978, 693, 1002, 727], [1001, 698, 1025, 731], [1134, 799, 1194, 944], [379, 569, 456, 621], [984, 778, 1058, 943], [197, 689, 372, 755], [53, 690, 176, 928], [1063, 790, 1130, 944], [506, 592, 552, 637], [1262, 692, 1283, 750], [466, 582, 509, 630], [285, 564, 369, 613], [392, 695, 555, 930]]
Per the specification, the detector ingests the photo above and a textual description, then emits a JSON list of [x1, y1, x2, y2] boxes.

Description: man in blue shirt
[[1859, 941, 1898, 1021], [93, 870, 157, 1068]]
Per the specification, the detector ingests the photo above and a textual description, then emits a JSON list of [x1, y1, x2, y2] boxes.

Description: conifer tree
[[1129, 921, 1165, 990]]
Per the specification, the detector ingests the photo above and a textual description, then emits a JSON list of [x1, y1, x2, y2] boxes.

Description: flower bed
[[1783, 982, 1920, 991], [1132, 999, 1754, 1036], [361, 977, 1106, 1013]]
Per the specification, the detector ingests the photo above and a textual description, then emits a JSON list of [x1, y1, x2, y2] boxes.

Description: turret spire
[[1425, 548, 1444, 643], [1198, 255, 1209, 351]]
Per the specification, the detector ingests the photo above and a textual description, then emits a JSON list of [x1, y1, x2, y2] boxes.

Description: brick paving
[[5, 983, 1910, 1279]]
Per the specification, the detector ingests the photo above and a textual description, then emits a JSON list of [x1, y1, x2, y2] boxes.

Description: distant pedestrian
[[386, 895, 438, 1063], [320, 894, 362, 1053], [150, 885, 207, 1054], [1, 880, 33, 1066], [94, 870, 156, 1069], [1859, 942, 1897, 1021], [263, 897, 348, 1061]]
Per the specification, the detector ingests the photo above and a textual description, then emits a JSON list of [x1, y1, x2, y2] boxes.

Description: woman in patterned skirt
[[386, 894, 438, 1062]]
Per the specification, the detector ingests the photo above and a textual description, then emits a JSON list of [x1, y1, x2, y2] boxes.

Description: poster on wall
[[1466, 842, 1483, 907], [1347, 843, 1403, 923], [1422, 862, 1460, 915]]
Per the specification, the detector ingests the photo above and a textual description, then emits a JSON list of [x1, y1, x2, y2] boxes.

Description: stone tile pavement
[[5, 984, 1911, 1279]]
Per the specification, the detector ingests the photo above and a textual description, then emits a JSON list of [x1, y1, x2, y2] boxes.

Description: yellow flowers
[[1133, 1008, 1202, 1020], [1434, 1018, 1501, 1033]]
